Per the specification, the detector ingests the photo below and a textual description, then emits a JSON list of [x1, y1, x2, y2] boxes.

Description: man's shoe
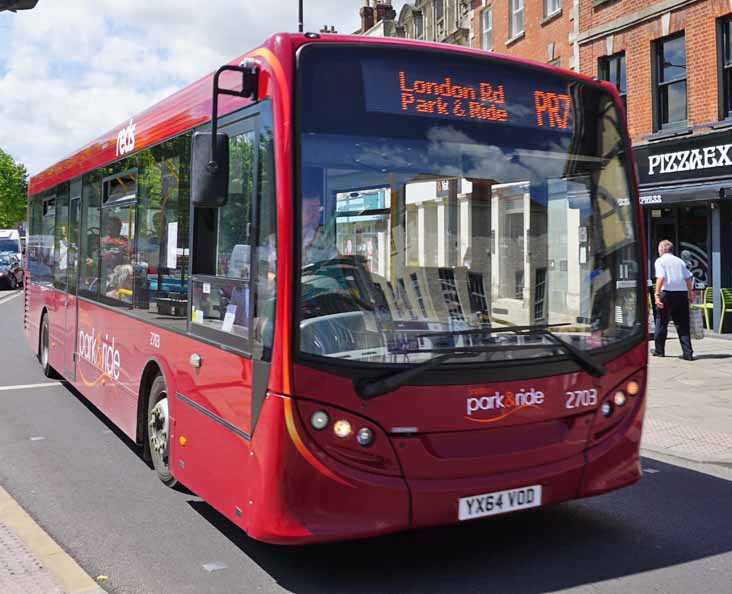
[[681, 354, 694, 361], [651, 350, 665, 357]]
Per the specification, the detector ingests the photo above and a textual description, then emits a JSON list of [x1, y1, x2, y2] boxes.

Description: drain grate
[[0, 521, 64, 594]]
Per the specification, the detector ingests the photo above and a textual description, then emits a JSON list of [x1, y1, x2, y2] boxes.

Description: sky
[[0, 0, 365, 176]]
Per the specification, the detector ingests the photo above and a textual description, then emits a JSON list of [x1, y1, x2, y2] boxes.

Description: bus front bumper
[[247, 393, 643, 545]]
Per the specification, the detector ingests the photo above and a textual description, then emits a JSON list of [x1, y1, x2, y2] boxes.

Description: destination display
[[362, 60, 574, 132]]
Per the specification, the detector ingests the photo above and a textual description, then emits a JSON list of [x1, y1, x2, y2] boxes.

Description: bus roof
[[28, 32, 602, 197]]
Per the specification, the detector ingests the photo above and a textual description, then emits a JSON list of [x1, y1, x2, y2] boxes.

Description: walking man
[[653, 239, 694, 360]]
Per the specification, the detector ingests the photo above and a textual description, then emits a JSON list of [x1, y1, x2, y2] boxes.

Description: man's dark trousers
[[654, 290, 693, 358]]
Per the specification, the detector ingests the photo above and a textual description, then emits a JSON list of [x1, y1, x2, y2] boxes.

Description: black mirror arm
[[210, 61, 260, 174]]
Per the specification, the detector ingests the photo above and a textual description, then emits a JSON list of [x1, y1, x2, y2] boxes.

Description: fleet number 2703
[[565, 389, 598, 409]]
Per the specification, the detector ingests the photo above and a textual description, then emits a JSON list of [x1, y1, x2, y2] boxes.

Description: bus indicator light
[[626, 381, 640, 396], [179, 436, 187, 447]]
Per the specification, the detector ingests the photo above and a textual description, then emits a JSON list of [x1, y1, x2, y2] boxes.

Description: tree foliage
[[0, 148, 28, 228]]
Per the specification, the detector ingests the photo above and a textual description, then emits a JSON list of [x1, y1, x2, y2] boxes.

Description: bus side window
[[80, 172, 102, 299], [133, 135, 191, 328], [100, 171, 137, 308], [38, 193, 56, 285], [252, 108, 276, 360], [191, 129, 255, 347], [53, 183, 70, 291], [28, 195, 42, 280]]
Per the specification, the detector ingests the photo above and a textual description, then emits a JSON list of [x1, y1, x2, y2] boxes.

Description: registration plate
[[458, 485, 542, 521]]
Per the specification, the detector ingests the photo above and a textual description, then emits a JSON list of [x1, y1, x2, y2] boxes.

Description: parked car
[[0, 254, 23, 289], [0, 229, 23, 265]]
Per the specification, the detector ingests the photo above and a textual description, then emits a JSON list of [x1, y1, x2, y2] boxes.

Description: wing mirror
[[191, 59, 259, 208]]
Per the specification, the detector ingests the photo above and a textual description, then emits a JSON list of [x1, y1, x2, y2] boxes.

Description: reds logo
[[116, 119, 136, 157]]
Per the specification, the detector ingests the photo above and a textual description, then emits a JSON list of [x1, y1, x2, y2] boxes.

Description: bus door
[[63, 179, 81, 379], [173, 113, 262, 520]]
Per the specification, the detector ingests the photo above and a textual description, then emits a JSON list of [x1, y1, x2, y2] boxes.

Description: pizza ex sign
[[636, 130, 732, 186]]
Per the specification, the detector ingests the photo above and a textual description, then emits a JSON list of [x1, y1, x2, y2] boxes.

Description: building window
[[720, 17, 732, 118], [655, 33, 687, 130], [414, 11, 423, 38], [544, 0, 560, 18], [509, 0, 524, 39], [481, 7, 492, 50], [599, 52, 627, 109], [549, 57, 561, 67], [435, 0, 445, 38]]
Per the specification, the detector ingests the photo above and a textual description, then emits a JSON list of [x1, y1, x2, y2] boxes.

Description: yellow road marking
[[0, 486, 105, 594]]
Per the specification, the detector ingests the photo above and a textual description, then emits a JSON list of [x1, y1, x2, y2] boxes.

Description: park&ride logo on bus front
[[465, 386, 545, 423]]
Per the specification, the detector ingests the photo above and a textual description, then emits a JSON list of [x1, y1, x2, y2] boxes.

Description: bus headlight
[[333, 419, 353, 439], [613, 391, 627, 407], [310, 410, 329, 431], [600, 402, 613, 417]]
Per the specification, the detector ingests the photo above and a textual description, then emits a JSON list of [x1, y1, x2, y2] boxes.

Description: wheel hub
[[149, 397, 169, 457]]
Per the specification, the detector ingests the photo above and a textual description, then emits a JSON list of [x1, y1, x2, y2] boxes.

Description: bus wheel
[[39, 314, 59, 379], [147, 375, 177, 487]]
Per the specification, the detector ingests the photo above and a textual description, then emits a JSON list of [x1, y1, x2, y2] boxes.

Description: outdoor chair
[[691, 287, 713, 329], [718, 288, 732, 333]]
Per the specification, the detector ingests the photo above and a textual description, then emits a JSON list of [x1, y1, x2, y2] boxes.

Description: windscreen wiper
[[355, 341, 579, 399], [522, 324, 607, 378], [355, 347, 498, 399], [356, 323, 607, 399], [416, 322, 571, 340], [418, 322, 606, 377]]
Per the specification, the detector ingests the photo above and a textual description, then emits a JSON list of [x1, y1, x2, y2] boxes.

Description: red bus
[[24, 33, 647, 544]]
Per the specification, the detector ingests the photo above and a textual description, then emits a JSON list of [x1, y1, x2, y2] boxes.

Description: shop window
[[719, 17, 732, 119], [654, 33, 687, 130], [599, 52, 627, 110], [509, 0, 524, 40], [481, 7, 492, 50]]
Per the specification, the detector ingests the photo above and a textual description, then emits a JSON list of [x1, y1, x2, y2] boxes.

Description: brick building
[[469, 0, 578, 70], [470, 0, 732, 328], [355, 0, 732, 330], [577, 0, 732, 330]]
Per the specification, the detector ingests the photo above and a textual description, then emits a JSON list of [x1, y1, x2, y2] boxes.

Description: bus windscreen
[[296, 44, 642, 366]]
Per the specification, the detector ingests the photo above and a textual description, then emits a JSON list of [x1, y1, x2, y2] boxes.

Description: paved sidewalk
[[643, 332, 732, 464], [0, 487, 105, 594]]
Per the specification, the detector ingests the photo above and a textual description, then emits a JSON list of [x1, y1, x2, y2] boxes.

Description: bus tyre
[[147, 375, 177, 487], [39, 314, 59, 379]]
